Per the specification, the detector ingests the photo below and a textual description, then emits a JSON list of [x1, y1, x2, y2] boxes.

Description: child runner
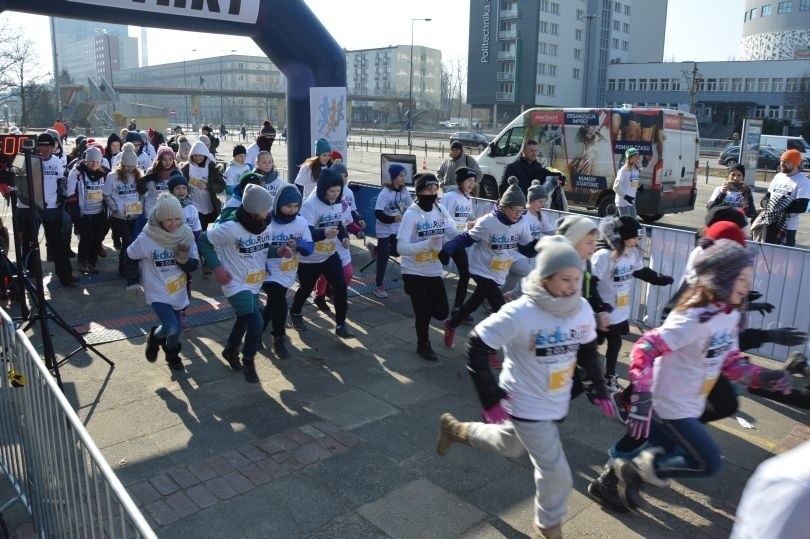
[[610, 239, 793, 511], [181, 140, 225, 231], [167, 172, 203, 331], [590, 216, 674, 390], [125, 194, 199, 371], [138, 145, 179, 218], [435, 235, 617, 539], [294, 138, 332, 199], [66, 146, 110, 274], [439, 167, 476, 323], [613, 147, 642, 218], [218, 171, 263, 223], [370, 164, 413, 298], [439, 177, 536, 349], [103, 144, 143, 276], [197, 184, 275, 383], [254, 151, 284, 201], [289, 167, 355, 339], [397, 173, 458, 361], [223, 144, 251, 196], [261, 184, 313, 359]]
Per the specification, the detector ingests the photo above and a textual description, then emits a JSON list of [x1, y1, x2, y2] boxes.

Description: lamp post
[[408, 17, 431, 149], [219, 50, 237, 128], [96, 29, 116, 113]]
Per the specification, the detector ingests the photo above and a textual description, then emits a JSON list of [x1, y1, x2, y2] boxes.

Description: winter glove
[[126, 284, 144, 296], [481, 401, 510, 424], [592, 397, 618, 419], [758, 370, 793, 395], [748, 302, 775, 315], [624, 195, 635, 204], [655, 275, 674, 286], [213, 266, 232, 286], [763, 327, 807, 346], [626, 391, 653, 439], [175, 244, 190, 264], [636, 184, 645, 194], [748, 291, 762, 301], [438, 248, 451, 266]]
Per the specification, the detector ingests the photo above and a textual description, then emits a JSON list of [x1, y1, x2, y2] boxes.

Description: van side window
[[493, 126, 526, 157]]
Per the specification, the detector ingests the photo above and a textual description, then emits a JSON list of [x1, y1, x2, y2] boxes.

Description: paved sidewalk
[[3, 237, 809, 538]]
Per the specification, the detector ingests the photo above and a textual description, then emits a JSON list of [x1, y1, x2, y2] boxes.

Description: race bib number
[[616, 292, 629, 308], [490, 259, 512, 272], [245, 269, 266, 284], [415, 250, 439, 264], [86, 190, 103, 202], [548, 363, 576, 392], [164, 274, 187, 295], [631, 180, 639, 189], [280, 257, 299, 272], [455, 222, 466, 232], [190, 177, 207, 190], [701, 375, 719, 397], [315, 241, 335, 254], [124, 202, 142, 216]]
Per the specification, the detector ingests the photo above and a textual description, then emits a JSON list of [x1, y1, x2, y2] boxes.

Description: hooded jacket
[[180, 141, 225, 216]]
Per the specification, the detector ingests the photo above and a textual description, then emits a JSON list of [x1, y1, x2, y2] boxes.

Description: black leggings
[[598, 321, 630, 377], [292, 254, 347, 326], [403, 274, 449, 346], [450, 248, 470, 309], [261, 281, 289, 337], [110, 218, 138, 274], [77, 212, 108, 266], [448, 274, 504, 329]]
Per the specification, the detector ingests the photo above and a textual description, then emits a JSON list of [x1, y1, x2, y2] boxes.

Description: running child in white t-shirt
[[166, 172, 202, 332], [435, 235, 617, 539], [223, 144, 251, 196], [104, 145, 143, 276], [439, 167, 476, 323], [254, 151, 284, 202], [125, 194, 199, 371], [370, 164, 413, 298]]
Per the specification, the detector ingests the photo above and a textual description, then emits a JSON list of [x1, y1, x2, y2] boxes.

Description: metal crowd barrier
[[0, 308, 155, 538]]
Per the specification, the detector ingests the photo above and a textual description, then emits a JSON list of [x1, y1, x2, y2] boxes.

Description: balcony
[[500, 8, 519, 19], [496, 72, 515, 82], [497, 50, 516, 60], [496, 92, 515, 102], [498, 29, 517, 40]]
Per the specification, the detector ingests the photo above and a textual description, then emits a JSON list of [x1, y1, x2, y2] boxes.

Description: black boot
[[221, 346, 241, 370], [145, 326, 165, 363], [242, 356, 259, 383], [273, 335, 291, 359], [416, 341, 438, 361], [163, 342, 184, 371], [587, 465, 630, 513]]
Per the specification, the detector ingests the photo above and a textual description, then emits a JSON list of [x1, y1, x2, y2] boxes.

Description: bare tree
[[443, 56, 467, 119], [0, 24, 51, 125]]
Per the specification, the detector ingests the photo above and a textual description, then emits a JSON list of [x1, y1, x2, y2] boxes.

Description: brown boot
[[533, 522, 563, 539], [436, 413, 471, 456]]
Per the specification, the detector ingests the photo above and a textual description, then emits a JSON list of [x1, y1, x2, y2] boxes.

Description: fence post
[[705, 160, 709, 184], [395, 140, 398, 153], [424, 140, 428, 156]]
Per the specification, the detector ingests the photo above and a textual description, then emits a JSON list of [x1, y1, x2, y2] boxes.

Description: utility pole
[[682, 61, 703, 115]]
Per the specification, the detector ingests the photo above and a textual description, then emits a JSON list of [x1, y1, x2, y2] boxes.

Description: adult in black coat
[[498, 139, 553, 197]]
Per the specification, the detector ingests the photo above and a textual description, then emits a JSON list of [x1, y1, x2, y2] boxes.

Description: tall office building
[[467, 0, 667, 125], [739, 0, 810, 60], [51, 18, 139, 84]]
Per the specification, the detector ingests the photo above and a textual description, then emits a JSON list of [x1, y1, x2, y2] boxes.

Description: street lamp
[[96, 29, 116, 112], [219, 50, 237, 128], [408, 17, 431, 149]]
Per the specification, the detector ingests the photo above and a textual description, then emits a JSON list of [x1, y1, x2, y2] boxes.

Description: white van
[[475, 107, 700, 221], [759, 135, 810, 162]]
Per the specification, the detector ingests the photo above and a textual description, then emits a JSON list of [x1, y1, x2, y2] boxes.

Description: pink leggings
[[315, 262, 353, 297]]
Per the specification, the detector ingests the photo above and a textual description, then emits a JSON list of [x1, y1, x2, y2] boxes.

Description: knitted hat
[[330, 150, 343, 163], [198, 134, 211, 148], [201, 125, 212, 134], [454, 167, 476, 183], [37, 132, 56, 146], [527, 179, 548, 202], [237, 171, 263, 191], [781, 149, 802, 167], [693, 238, 755, 302], [45, 128, 62, 143], [704, 220, 746, 246], [316, 167, 344, 203], [413, 173, 439, 193], [499, 176, 527, 207], [534, 235, 582, 279], [450, 141, 463, 150], [625, 147, 639, 160], [388, 163, 406, 180], [315, 138, 331, 155], [167, 172, 188, 192], [556, 215, 598, 247], [85, 146, 103, 163], [331, 162, 348, 177], [149, 193, 183, 224], [120, 143, 138, 167], [274, 183, 301, 210], [242, 183, 273, 215], [600, 215, 642, 248], [156, 145, 175, 162], [705, 205, 748, 228], [260, 121, 276, 135], [233, 144, 246, 157], [124, 131, 142, 145], [729, 163, 745, 176], [138, 131, 149, 144], [178, 139, 192, 154]]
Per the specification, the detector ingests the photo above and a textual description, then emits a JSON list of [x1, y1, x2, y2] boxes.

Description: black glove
[[764, 327, 807, 347], [438, 248, 450, 266], [748, 291, 762, 301], [624, 195, 635, 204], [656, 275, 674, 286], [636, 184, 645, 193], [749, 302, 775, 315]]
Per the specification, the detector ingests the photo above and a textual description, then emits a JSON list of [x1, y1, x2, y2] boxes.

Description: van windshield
[[787, 138, 808, 152]]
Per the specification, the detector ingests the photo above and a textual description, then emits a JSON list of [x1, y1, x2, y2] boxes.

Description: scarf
[[522, 269, 583, 319], [143, 220, 195, 251], [236, 206, 268, 234]]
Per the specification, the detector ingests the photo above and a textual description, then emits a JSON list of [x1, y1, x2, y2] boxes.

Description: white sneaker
[[373, 286, 388, 298], [633, 448, 670, 488]]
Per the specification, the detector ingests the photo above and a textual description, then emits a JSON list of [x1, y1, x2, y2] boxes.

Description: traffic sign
[[169, 109, 176, 117]]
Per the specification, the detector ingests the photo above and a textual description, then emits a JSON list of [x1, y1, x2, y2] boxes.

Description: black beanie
[[705, 205, 748, 228], [413, 173, 439, 193], [616, 216, 643, 241], [233, 144, 247, 157]]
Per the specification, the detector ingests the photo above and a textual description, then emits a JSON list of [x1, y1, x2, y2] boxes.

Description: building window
[[706, 78, 717, 91], [670, 78, 680, 91], [538, 42, 547, 54], [621, 40, 628, 51], [801, 77, 810, 91], [801, 0, 810, 11], [573, 68, 581, 79], [624, 5, 630, 14], [777, 1, 791, 13], [749, 8, 757, 19], [617, 79, 626, 90], [574, 48, 582, 60], [613, 20, 621, 30], [628, 79, 637, 90], [576, 28, 583, 40], [772, 77, 784, 91], [623, 22, 630, 32], [717, 78, 729, 91], [612, 38, 619, 49], [614, 2, 621, 13], [548, 85, 556, 96], [537, 84, 545, 95], [786, 77, 799, 91], [660, 79, 669, 91], [549, 44, 558, 56], [758, 78, 770, 91], [538, 63, 546, 75], [638, 79, 647, 90], [768, 106, 780, 119], [783, 106, 796, 119], [731, 78, 743, 91], [540, 21, 548, 33], [550, 2, 560, 15], [607, 79, 616, 91], [649, 79, 658, 90], [548, 64, 557, 76], [550, 23, 559, 35], [754, 106, 766, 118], [744, 77, 757, 91], [761, 4, 772, 16], [576, 8, 584, 20]]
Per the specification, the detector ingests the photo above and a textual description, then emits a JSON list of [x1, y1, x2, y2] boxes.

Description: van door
[[656, 112, 698, 215]]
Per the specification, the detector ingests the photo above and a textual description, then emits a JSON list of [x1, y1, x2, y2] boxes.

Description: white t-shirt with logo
[[299, 196, 344, 264], [204, 220, 272, 297], [397, 202, 458, 277], [182, 203, 202, 234], [652, 307, 741, 419], [768, 171, 810, 230], [374, 186, 413, 238], [591, 247, 644, 325], [439, 190, 474, 232], [187, 162, 213, 215], [224, 162, 250, 189], [264, 216, 312, 288], [467, 213, 534, 286], [126, 234, 199, 310], [476, 295, 597, 421], [104, 171, 142, 218]]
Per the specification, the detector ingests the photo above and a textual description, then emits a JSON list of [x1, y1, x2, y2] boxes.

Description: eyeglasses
[[506, 206, 526, 213]]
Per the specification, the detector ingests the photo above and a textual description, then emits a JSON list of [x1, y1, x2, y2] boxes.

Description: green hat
[[625, 147, 640, 160]]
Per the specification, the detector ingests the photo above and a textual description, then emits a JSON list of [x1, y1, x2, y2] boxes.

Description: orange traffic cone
[[422, 157, 427, 170]]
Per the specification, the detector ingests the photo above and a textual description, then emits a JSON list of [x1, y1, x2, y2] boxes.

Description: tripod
[[12, 148, 114, 391]]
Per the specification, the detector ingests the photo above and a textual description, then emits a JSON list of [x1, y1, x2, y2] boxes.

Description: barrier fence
[[354, 183, 808, 363], [0, 308, 155, 538]]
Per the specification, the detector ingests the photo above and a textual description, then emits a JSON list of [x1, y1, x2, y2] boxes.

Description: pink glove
[[213, 266, 232, 286], [277, 245, 293, 258], [482, 401, 510, 424], [593, 398, 617, 419], [626, 391, 653, 440], [759, 370, 793, 395]]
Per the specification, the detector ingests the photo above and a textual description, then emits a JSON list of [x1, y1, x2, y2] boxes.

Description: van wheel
[[597, 196, 616, 217], [479, 176, 499, 200], [640, 214, 663, 222]]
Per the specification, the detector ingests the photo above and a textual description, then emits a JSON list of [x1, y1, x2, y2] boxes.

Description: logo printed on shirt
[[152, 248, 177, 268], [117, 184, 138, 196], [489, 233, 518, 251], [613, 263, 634, 282], [706, 329, 735, 358], [416, 219, 446, 238], [317, 211, 343, 229], [534, 325, 588, 357], [237, 233, 271, 254], [270, 231, 303, 248]]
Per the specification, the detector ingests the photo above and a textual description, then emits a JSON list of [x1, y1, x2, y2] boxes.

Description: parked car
[[718, 145, 809, 170], [449, 131, 490, 149]]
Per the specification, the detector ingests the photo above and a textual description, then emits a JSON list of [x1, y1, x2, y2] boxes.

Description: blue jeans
[[648, 416, 722, 479], [151, 302, 181, 349], [226, 292, 263, 360]]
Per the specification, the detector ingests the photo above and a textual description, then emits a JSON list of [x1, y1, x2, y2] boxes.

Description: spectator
[[436, 141, 482, 192], [498, 139, 553, 197], [752, 149, 810, 246]]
